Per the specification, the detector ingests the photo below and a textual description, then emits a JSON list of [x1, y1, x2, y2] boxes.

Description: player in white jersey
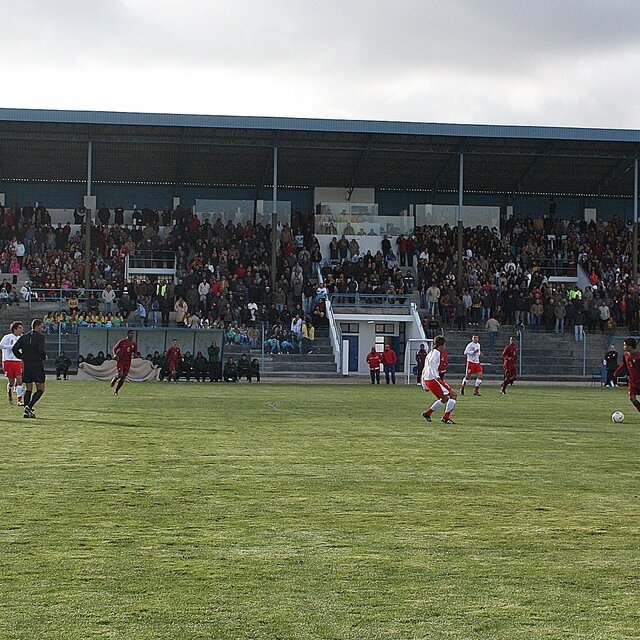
[[460, 333, 483, 396], [421, 335, 457, 424], [0, 321, 25, 405]]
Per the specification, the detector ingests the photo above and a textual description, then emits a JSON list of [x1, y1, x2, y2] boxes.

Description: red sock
[[426, 408, 433, 416], [443, 411, 451, 419]]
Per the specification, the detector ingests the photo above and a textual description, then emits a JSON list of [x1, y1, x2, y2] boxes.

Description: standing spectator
[[174, 297, 188, 326], [574, 306, 585, 342], [603, 345, 618, 388], [366, 346, 382, 385], [598, 301, 611, 334], [302, 320, 315, 354], [554, 300, 566, 334], [13, 239, 26, 267], [207, 339, 221, 382], [427, 283, 441, 316], [380, 344, 397, 385], [485, 316, 500, 349], [135, 300, 148, 327], [10, 256, 20, 285], [102, 284, 116, 313]]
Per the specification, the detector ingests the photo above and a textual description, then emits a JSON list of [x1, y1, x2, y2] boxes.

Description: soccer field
[[0, 382, 638, 639]]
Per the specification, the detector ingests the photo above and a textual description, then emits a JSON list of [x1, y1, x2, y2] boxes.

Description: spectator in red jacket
[[380, 344, 397, 385], [365, 346, 382, 385]]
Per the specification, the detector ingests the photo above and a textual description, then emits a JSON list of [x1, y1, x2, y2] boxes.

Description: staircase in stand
[[224, 328, 340, 379]]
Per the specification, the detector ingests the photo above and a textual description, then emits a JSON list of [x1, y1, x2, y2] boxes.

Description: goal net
[[404, 338, 433, 385]]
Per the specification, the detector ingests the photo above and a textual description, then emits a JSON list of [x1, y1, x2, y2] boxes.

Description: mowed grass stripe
[[0, 382, 638, 639]]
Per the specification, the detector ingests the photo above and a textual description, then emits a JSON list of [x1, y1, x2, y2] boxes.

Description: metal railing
[[329, 293, 413, 312]]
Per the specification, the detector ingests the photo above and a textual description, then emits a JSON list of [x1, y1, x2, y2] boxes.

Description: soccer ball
[[611, 411, 624, 423]]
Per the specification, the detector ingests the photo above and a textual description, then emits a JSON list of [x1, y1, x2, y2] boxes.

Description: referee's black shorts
[[23, 362, 46, 385]]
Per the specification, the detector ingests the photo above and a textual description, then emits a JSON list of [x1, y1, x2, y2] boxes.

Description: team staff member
[[366, 346, 382, 385], [12, 318, 47, 419], [381, 344, 397, 385]]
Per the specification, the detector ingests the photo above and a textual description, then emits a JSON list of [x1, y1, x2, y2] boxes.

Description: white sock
[[429, 400, 444, 412], [475, 379, 482, 387], [445, 398, 456, 413], [16, 385, 23, 398]]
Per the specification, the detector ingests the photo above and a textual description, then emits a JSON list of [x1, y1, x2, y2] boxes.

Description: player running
[[165, 339, 182, 383], [460, 334, 483, 396], [500, 336, 518, 395], [111, 329, 138, 396], [614, 337, 640, 414], [0, 321, 25, 405], [421, 335, 458, 424]]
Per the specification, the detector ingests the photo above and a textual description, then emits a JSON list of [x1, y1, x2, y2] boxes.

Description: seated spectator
[[193, 352, 209, 381], [181, 351, 194, 381], [223, 357, 238, 382], [250, 358, 261, 383], [237, 354, 251, 381], [55, 352, 72, 380], [20, 281, 37, 302]]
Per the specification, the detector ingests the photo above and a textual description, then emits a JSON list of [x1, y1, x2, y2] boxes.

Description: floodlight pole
[[84, 141, 93, 289], [457, 152, 464, 285], [634, 158, 638, 286], [270, 145, 278, 291], [86, 140, 93, 197]]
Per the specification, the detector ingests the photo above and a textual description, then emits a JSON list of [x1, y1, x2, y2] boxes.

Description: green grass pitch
[[0, 381, 638, 639]]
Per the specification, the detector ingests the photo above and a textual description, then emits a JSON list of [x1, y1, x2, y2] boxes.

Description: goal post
[[404, 338, 433, 385]]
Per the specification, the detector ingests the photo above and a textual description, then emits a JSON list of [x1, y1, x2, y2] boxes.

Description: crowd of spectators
[[2, 199, 639, 345]]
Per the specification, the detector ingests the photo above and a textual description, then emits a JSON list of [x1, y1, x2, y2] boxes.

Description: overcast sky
[[2, 0, 639, 129]]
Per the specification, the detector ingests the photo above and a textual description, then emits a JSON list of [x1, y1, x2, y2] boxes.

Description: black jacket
[[13, 330, 47, 364]]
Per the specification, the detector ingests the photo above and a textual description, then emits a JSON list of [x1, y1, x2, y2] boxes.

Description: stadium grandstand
[[0, 107, 639, 381]]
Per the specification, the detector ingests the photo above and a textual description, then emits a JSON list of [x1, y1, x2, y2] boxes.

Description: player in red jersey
[[111, 329, 138, 395], [438, 346, 448, 380], [421, 335, 458, 424], [500, 336, 518, 395], [415, 343, 427, 385], [614, 337, 640, 413], [165, 339, 182, 383]]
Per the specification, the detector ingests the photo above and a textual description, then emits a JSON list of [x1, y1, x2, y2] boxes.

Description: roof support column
[[457, 152, 464, 285], [633, 158, 638, 285], [86, 140, 92, 197], [270, 145, 278, 291]]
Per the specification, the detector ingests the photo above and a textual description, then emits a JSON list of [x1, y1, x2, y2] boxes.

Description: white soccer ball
[[611, 411, 625, 424]]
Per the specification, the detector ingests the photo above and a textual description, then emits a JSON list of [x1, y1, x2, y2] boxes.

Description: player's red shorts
[[3, 360, 23, 379], [117, 360, 132, 377], [424, 378, 453, 400], [466, 361, 483, 376], [503, 365, 517, 379]]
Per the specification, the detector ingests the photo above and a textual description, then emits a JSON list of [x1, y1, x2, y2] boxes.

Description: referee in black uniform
[[12, 318, 47, 419]]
